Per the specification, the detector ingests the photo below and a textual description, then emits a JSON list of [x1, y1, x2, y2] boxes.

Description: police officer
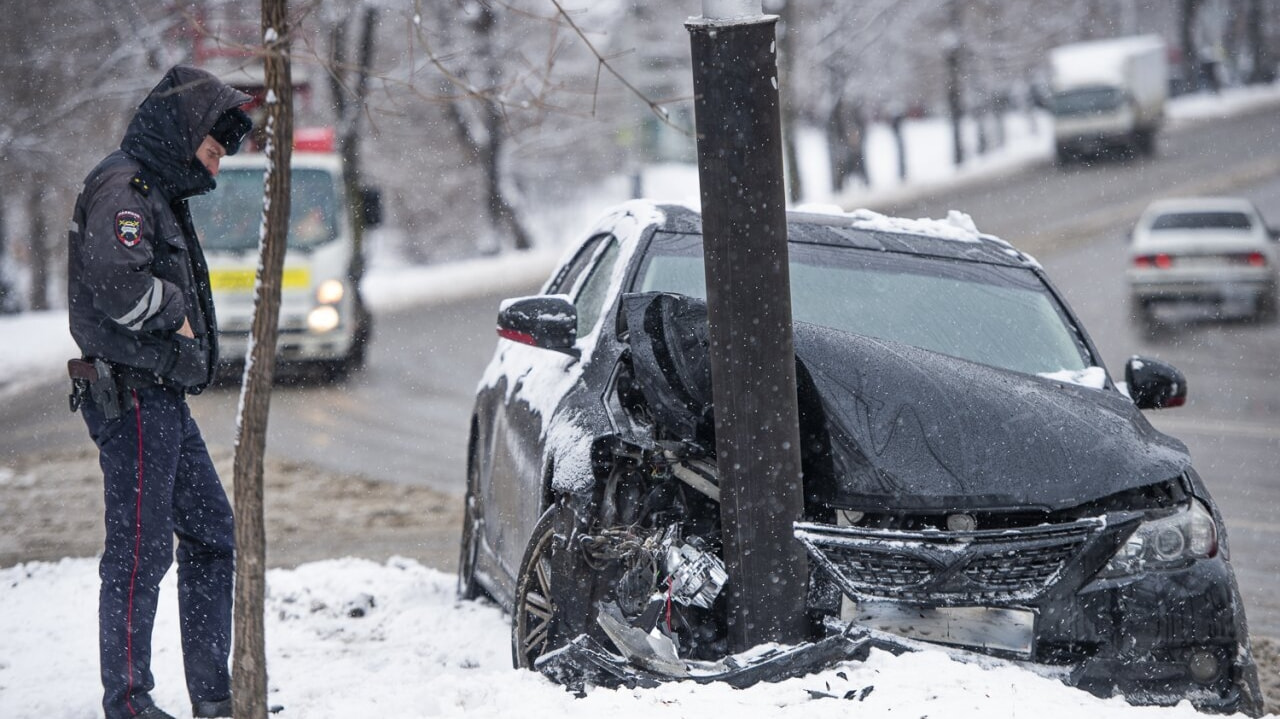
[[67, 65, 252, 719]]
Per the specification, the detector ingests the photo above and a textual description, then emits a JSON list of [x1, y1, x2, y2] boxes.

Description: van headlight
[[316, 279, 345, 305], [1099, 500, 1218, 579], [307, 305, 341, 333]]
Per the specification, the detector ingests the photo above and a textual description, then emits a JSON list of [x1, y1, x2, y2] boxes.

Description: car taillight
[[1134, 254, 1173, 269], [1245, 252, 1267, 267]]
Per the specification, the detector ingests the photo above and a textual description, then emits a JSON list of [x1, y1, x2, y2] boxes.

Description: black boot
[[192, 698, 232, 718], [134, 707, 178, 719]]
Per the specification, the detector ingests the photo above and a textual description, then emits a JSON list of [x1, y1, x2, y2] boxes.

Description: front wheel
[[512, 502, 589, 669]]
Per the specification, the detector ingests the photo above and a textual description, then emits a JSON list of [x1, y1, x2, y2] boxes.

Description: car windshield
[[1149, 211, 1253, 231], [635, 231, 1091, 376], [190, 168, 340, 253], [1051, 87, 1124, 116]]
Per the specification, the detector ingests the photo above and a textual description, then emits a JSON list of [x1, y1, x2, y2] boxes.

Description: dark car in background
[[458, 201, 1263, 715]]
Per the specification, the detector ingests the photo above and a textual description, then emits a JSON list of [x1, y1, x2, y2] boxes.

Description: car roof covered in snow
[[648, 201, 1038, 269]]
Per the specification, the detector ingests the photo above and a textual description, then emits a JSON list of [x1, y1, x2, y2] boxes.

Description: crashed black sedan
[[458, 201, 1263, 715]]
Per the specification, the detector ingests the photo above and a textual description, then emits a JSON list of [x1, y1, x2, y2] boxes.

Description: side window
[[573, 238, 621, 338], [547, 234, 609, 295]]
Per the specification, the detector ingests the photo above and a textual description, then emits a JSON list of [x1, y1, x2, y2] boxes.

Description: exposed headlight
[[307, 305, 341, 333], [1099, 500, 1217, 579], [316, 279, 345, 305]]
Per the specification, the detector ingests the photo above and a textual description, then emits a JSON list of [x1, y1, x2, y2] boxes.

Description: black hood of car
[[791, 322, 1191, 513], [622, 292, 1191, 515]]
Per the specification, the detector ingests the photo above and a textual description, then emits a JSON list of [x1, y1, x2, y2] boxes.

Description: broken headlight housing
[[1099, 499, 1217, 579]]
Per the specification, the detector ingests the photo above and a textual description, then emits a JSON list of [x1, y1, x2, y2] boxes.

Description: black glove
[[167, 334, 210, 388]]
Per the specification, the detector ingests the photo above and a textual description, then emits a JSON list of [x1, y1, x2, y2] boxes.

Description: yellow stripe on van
[[210, 267, 311, 292]]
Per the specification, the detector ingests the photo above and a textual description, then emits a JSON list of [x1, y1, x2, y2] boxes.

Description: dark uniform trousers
[[80, 384, 234, 719]]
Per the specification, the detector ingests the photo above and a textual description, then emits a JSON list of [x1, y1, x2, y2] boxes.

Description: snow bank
[[0, 557, 1249, 719]]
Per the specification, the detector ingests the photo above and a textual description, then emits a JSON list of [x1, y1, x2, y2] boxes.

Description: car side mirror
[[497, 295, 579, 357], [360, 187, 383, 229], [1125, 356, 1186, 409]]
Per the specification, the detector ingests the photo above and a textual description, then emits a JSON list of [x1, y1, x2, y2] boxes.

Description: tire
[[1135, 129, 1156, 157], [512, 502, 586, 669], [1255, 290, 1277, 323], [322, 300, 373, 382], [457, 448, 486, 601], [1129, 295, 1160, 331], [346, 300, 373, 372]]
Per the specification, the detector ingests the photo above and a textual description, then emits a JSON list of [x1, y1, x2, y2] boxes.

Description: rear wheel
[[1131, 296, 1163, 335], [458, 450, 486, 601], [1255, 290, 1277, 323]]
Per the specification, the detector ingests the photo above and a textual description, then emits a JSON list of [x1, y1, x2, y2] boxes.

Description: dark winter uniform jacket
[[68, 66, 250, 393]]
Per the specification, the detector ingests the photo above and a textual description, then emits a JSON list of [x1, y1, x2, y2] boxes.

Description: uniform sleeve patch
[[114, 210, 143, 247]]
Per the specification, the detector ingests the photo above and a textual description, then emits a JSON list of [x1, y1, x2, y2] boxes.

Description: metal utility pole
[[686, 0, 809, 652], [232, 1, 292, 716]]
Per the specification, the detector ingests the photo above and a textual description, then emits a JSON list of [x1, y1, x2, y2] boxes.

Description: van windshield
[[1051, 87, 1123, 116], [190, 168, 340, 253]]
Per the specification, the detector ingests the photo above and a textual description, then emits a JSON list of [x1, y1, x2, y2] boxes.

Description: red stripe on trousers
[[125, 389, 143, 715]]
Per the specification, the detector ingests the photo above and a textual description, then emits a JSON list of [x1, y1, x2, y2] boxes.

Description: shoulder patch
[[129, 174, 151, 196], [115, 210, 144, 247]]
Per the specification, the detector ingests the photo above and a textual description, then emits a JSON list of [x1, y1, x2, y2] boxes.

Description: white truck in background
[[190, 127, 379, 381], [1048, 35, 1168, 164]]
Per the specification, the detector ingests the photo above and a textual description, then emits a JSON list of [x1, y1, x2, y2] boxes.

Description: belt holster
[[67, 358, 123, 420]]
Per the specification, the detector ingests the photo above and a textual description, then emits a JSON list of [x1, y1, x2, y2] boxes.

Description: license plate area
[[843, 601, 1036, 657]]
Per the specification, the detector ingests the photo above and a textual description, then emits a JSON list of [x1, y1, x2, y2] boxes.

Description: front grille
[[963, 543, 1083, 591], [795, 518, 1103, 604], [829, 548, 933, 588]]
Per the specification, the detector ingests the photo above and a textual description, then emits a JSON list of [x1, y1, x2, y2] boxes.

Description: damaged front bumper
[[537, 513, 1260, 716], [535, 623, 908, 692], [796, 517, 1262, 715]]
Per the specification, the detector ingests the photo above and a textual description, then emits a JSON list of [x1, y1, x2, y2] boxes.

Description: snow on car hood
[[792, 323, 1191, 513]]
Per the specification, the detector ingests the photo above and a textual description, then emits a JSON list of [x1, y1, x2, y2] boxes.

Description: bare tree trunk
[[231, 0, 292, 716], [1246, 0, 1275, 83], [1181, 0, 1203, 91], [946, 1, 965, 167], [828, 95, 850, 192], [441, 6, 531, 253], [26, 176, 49, 311], [0, 196, 12, 313], [331, 6, 377, 284]]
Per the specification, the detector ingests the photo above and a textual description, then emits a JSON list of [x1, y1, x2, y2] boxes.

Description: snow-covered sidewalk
[[0, 557, 1254, 719]]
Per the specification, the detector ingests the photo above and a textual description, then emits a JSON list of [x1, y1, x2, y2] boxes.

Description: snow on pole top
[[700, 0, 762, 20]]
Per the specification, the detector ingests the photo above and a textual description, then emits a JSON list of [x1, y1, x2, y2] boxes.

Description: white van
[[190, 129, 376, 379]]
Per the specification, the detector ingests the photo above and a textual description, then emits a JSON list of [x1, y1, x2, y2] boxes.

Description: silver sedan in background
[[1128, 197, 1279, 329]]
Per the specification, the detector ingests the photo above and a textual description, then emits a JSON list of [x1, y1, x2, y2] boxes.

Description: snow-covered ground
[[3, 83, 1280, 719], [0, 557, 1261, 719]]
